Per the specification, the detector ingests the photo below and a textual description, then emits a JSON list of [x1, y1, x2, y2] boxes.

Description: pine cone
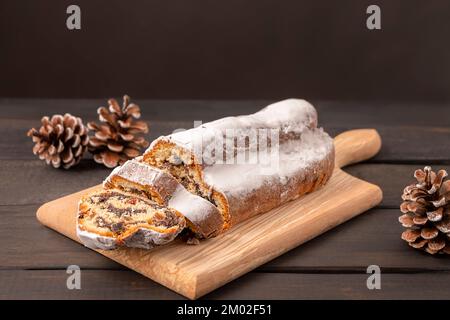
[[88, 95, 149, 168], [27, 114, 89, 169], [399, 166, 450, 254]]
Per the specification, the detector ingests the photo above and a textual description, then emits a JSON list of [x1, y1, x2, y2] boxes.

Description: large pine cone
[[399, 166, 450, 254], [27, 114, 89, 169], [88, 95, 149, 168]]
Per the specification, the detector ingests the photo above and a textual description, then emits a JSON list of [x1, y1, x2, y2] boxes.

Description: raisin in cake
[[77, 189, 185, 250]]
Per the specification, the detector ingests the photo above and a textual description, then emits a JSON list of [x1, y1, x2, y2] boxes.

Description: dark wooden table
[[1, 99, 450, 299]]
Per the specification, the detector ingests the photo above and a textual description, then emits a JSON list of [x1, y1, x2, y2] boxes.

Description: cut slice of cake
[[103, 159, 224, 238], [77, 189, 186, 250], [103, 158, 180, 205]]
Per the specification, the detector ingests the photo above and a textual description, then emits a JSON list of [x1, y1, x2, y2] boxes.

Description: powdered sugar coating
[[147, 99, 318, 154], [202, 128, 333, 195], [120, 227, 182, 249], [76, 228, 117, 250], [172, 99, 316, 143], [76, 226, 182, 250], [103, 159, 179, 202], [168, 185, 223, 237], [104, 159, 175, 193], [251, 99, 318, 133]]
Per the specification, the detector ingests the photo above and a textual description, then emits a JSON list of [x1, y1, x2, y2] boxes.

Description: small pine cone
[[88, 95, 149, 168], [399, 166, 450, 255], [27, 114, 89, 169]]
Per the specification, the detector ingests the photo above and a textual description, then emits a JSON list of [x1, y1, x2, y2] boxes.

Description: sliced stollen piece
[[143, 99, 335, 235], [103, 159, 223, 238], [77, 189, 186, 250], [103, 158, 180, 204]]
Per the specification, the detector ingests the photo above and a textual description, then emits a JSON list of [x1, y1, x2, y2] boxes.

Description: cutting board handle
[[334, 129, 381, 168]]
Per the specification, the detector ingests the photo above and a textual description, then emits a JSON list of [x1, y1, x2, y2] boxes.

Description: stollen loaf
[[77, 99, 335, 249], [143, 99, 335, 235]]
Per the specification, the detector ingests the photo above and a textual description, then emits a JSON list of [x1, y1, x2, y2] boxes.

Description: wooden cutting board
[[36, 129, 383, 299]]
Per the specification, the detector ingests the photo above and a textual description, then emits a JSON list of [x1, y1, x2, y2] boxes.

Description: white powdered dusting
[[251, 99, 317, 133], [121, 227, 181, 249], [168, 185, 220, 225], [103, 165, 122, 188], [167, 185, 223, 234], [76, 228, 117, 250], [77, 218, 182, 250], [103, 159, 168, 188], [202, 127, 333, 196], [146, 99, 318, 152]]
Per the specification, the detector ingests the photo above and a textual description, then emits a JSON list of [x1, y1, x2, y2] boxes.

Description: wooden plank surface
[[2, 270, 450, 300], [0, 160, 447, 207], [35, 130, 383, 299], [4, 205, 450, 272], [3, 118, 450, 162], [1, 99, 450, 299]]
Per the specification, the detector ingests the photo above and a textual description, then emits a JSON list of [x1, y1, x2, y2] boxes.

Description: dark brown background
[[2, 1, 450, 300], [1, 0, 450, 101]]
